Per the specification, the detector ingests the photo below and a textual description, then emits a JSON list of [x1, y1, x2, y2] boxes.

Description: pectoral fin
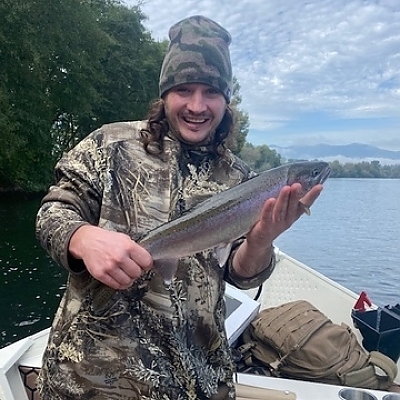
[[214, 243, 233, 267], [153, 259, 179, 286], [299, 200, 311, 216]]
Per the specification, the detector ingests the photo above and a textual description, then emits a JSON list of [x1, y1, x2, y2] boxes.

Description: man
[[36, 15, 323, 399]]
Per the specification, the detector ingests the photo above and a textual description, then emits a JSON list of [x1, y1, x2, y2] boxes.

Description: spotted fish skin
[[141, 160, 331, 283]]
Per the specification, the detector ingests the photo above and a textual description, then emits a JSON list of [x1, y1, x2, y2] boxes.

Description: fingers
[[238, 183, 326, 266], [272, 184, 304, 222], [300, 184, 323, 207], [100, 272, 130, 291], [298, 184, 323, 216], [277, 183, 323, 219], [99, 257, 143, 290], [129, 244, 153, 273], [71, 227, 153, 290], [100, 245, 153, 290], [255, 183, 324, 241]]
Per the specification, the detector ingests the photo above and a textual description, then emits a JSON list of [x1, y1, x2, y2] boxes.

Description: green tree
[[226, 78, 249, 154], [0, 0, 165, 191], [73, 4, 166, 140], [0, 0, 111, 190], [238, 142, 282, 172], [329, 160, 344, 178], [327, 160, 400, 179]]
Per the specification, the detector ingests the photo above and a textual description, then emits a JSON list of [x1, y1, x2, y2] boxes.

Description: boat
[[1, 248, 400, 400]]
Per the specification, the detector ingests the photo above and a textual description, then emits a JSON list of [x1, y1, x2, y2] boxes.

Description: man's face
[[164, 83, 227, 145]]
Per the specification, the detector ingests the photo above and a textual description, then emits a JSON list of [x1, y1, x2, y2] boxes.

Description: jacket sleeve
[[223, 238, 276, 290], [36, 133, 104, 273]]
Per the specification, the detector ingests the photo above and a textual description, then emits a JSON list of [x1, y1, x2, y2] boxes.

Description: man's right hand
[[69, 225, 153, 290]]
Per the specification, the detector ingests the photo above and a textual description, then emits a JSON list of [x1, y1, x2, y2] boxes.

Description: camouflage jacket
[[36, 121, 274, 400]]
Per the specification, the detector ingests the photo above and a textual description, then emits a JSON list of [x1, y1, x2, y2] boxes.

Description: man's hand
[[249, 183, 323, 245], [69, 225, 153, 290], [233, 183, 323, 278]]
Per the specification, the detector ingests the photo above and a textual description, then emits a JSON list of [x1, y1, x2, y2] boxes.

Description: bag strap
[[340, 351, 398, 390], [237, 341, 258, 367], [369, 351, 398, 390]]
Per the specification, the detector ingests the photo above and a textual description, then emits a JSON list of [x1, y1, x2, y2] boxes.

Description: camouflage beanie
[[159, 15, 233, 102]]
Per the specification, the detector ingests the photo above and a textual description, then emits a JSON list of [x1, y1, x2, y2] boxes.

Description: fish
[[140, 160, 331, 284]]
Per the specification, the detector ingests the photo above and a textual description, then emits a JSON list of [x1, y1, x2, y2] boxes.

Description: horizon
[[270, 142, 400, 151]]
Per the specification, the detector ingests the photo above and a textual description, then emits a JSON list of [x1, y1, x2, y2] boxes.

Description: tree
[[0, 0, 111, 190], [0, 0, 165, 191], [73, 4, 166, 140], [226, 77, 249, 154], [238, 143, 282, 172]]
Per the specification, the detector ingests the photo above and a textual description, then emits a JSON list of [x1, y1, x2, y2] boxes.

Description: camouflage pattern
[[36, 121, 270, 400], [159, 15, 233, 102]]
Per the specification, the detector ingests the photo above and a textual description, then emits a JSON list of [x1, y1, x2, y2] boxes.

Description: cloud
[[124, 0, 400, 150]]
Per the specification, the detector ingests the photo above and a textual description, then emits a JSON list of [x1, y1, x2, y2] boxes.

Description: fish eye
[[311, 168, 320, 178]]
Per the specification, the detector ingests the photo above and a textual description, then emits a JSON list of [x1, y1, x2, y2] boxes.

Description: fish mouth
[[320, 166, 331, 184]]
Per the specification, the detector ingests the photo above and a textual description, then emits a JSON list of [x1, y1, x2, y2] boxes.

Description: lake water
[[1, 179, 399, 348], [0, 194, 67, 348], [275, 178, 400, 306]]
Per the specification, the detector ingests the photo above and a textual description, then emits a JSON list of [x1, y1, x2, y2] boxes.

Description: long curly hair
[[139, 99, 234, 156]]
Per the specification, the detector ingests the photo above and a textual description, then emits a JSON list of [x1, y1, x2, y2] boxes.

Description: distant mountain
[[270, 143, 400, 163]]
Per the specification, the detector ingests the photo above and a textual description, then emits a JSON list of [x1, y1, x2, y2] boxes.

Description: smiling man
[[36, 15, 323, 400], [164, 83, 227, 144]]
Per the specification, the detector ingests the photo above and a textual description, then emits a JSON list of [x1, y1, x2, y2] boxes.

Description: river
[[1, 178, 399, 348]]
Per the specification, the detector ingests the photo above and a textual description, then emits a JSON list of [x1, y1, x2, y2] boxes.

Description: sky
[[124, 0, 400, 150]]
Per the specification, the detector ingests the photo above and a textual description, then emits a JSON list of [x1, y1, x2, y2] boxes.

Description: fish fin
[[299, 200, 311, 216], [153, 259, 179, 286], [215, 243, 233, 267]]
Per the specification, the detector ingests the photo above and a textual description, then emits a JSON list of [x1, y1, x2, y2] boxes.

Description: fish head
[[287, 161, 331, 195]]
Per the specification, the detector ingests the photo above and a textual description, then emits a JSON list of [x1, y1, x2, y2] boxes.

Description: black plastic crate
[[352, 307, 400, 362], [386, 304, 400, 317]]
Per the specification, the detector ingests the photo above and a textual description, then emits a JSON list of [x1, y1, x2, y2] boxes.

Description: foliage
[[229, 77, 282, 171], [69, 4, 166, 142], [0, 0, 249, 191], [239, 142, 400, 178], [226, 78, 249, 154], [238, 143, 282, 172], [328, 160, 400, 179], [0, 0, 164, 191]]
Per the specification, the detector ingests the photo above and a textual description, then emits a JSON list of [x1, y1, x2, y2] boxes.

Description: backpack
[[235, 300, 398, 390]]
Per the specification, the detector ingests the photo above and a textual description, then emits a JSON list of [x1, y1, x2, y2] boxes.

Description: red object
[[353, 291, 372, 311]]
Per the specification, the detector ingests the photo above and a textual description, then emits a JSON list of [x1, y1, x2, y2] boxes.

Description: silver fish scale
[[140, 161, 330, 272]]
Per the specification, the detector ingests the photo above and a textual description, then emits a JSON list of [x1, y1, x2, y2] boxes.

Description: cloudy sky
[[124, 0, 400, 150]]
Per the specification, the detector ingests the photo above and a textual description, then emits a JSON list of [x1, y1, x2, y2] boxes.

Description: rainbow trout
[[140, 161, 331, 284]]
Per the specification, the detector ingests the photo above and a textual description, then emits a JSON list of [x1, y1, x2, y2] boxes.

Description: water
[[0, 193, 67, 348], [0, 179, 399, 348], [275, 178, 400, 306]]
